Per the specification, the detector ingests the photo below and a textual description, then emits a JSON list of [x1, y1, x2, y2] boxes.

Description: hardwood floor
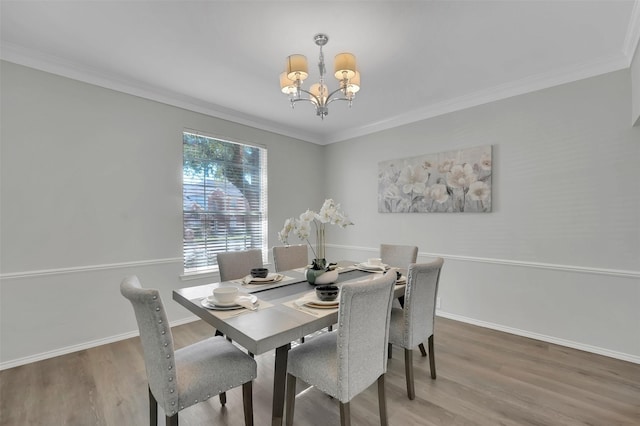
[[1, 317, 638, 425]]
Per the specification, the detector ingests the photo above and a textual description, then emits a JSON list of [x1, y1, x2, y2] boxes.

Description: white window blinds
[[183, 131, 267, 273]]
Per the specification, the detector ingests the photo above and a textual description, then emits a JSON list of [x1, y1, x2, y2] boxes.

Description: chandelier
[[279, 33, 360, 119]]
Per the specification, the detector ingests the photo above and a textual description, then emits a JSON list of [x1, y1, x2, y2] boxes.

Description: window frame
[[181, 130, 268, 277]]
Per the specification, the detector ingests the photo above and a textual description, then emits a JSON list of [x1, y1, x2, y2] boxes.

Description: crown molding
[[1, 40, 632, 146], [0, 42, 324, 144], [323, 53, 630, 144]]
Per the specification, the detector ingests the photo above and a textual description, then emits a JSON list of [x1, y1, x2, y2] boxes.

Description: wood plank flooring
[[1, 317, 638, 425]]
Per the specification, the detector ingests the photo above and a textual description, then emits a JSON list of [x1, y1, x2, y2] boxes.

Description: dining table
[[172, 260, 406, 426]]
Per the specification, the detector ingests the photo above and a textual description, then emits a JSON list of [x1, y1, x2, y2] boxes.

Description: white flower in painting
[[446, 163, 477, 189], [397, 164, 429, 194], [383, 183, 402, 200], [438, 159, 456, 174], [468, 181, 490, 201], [427, 184, 449, 204], [379, 164, 399, 185], [480, 153, 492, 171]]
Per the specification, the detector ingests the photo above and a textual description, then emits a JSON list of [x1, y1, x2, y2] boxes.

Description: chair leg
[[418, 342, 427, 357], [339, 401, 351, 426], [166, 413, 178, 426], [219, 392, 227, 406], [404, 348, 415, 400], [285, 374, 297, 426], [378, 374, 388, 426], [148, 386, 157, 426], [388, 343, 392, 359], [428, 335, 436, 379], [242, 381, 254, 426]]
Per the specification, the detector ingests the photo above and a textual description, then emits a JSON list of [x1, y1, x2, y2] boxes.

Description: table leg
[[271, 343, 291, 426]]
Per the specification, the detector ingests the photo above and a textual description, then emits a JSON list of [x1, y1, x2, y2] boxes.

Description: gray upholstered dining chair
[[216, 249, 263, 282], [272, 244, 308, 272], [388, 258, 444, 400], [120, 276, 257, 426], [381, 244, 419, 311], [380, 243, 418, 269], [285, 271, 397, 426]]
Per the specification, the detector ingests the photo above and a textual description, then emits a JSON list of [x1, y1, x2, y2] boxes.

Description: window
[[183, 131, 267, 274]]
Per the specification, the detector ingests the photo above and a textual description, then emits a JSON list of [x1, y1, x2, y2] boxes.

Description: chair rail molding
[[0, 257, 183, 280], [328, 244, 640, 280]]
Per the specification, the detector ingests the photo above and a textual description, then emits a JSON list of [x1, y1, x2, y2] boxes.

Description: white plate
[[305, 301, 339, 309], [298, 292, 340, 308], [201, 293, 258, 310], [355, 262, 389, 271], [242, 273, 284, 284]]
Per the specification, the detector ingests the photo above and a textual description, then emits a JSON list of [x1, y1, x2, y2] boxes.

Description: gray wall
[[633, 41, 640, 126], [0, 61, 324, 366], [1, 61, 639, 368], [323, 70, 640, 362]]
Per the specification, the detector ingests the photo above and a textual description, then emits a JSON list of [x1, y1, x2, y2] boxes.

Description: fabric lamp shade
[[334, 53, 356, 79], [286, 54, 309, 80], [280, 72, 297, 94], [347, 70, 360, 94]]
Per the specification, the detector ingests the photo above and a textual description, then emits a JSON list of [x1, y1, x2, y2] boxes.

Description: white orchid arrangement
[[278, 199, 354, 270]]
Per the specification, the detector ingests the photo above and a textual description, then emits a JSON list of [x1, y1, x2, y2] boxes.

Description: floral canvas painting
[[378, 145, 492, 213]]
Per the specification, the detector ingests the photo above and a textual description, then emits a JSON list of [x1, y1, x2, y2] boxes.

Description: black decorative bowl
[[250, 268, 269, 278], [315, 285, 339, 302]]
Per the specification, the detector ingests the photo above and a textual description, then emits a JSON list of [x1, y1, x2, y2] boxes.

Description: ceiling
[[2, 1, 639, 145]]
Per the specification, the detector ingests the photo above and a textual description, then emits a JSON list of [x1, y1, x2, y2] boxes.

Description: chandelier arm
[[325, 87, 353, 105], [325, 97, 352, 106], [296, 88, 322, 106]]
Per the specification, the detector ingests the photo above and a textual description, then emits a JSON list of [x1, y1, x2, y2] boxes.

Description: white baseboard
[[0, 316, 200, 371], [436, 310, 640, 365]]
